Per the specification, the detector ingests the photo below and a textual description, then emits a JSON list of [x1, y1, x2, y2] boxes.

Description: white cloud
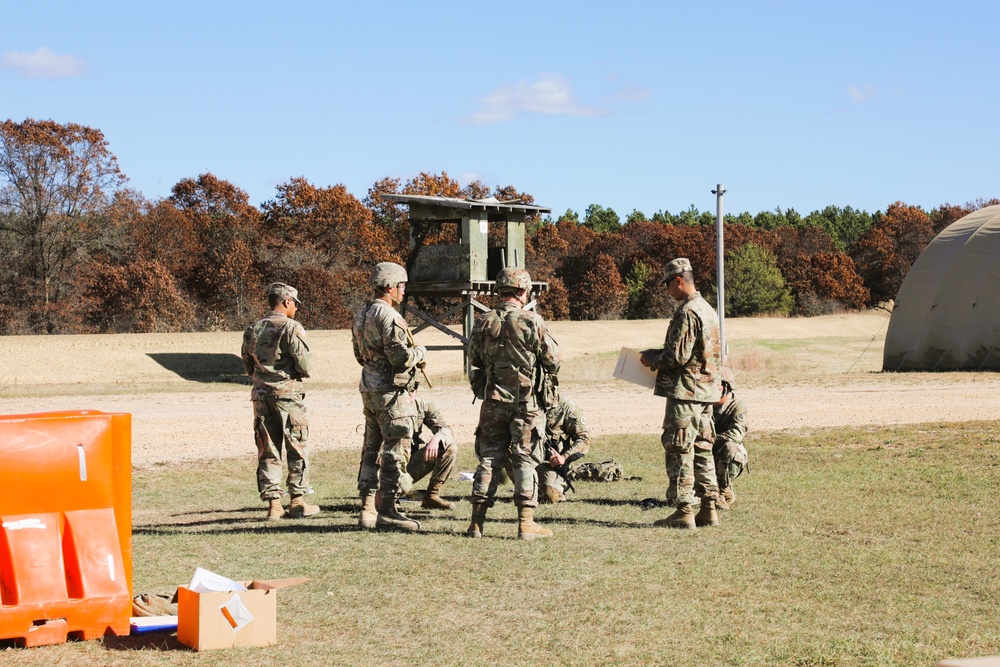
[[613, 82, 651, 103], [847, 84, 877, 104], [1, 46, 88, 79], [457, 172, 486, 184], [462, 73, 610, 125]]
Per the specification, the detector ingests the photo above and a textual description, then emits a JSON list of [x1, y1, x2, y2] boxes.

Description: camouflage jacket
[[241, 311, 311, 397], [714, 395, 749, 445], [545, 397, 591, 459], [351, 299, 422, 393], [469, 302, 561, 407], [413, 395, 453, 449], [648, 291, 722, 402]]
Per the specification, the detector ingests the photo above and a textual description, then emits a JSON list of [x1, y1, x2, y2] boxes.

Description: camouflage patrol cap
[[369, 262, 408, 288], [720, 366, 735, 387], [266, 282, 301, 304], [495, 267, 531, 292], [662, 257, 693, 283]]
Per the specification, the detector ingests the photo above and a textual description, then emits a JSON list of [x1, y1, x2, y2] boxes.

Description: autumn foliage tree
[[525, 223, 571, 319], [5, 116, 993, 333], [571, 252, 628, 320], [772, 226, 868, 313], [284, 263, 350, 330], [929, 198, 1000, 234], [0, 118, 126, 333], [168, 174, 263, 329], [80, 260, 194, 333], [261, 176, 398, 325], [850, 202, 935, 306]]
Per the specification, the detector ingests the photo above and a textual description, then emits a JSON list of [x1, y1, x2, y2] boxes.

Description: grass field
[[3, 420, 998, 666]]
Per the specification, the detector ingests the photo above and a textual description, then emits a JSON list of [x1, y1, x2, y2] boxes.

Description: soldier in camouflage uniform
[[467, 267, 561, 540], [711, 368, 748, 509], [241, 282, 319, 520], [351, 262, 428, 532], [640, 258, 723, 529], [400, 394, 457, 509], [538, 393, 591, 503]]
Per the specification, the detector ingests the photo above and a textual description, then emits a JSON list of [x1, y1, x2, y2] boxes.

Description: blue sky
[[4, 1, 997, 220]]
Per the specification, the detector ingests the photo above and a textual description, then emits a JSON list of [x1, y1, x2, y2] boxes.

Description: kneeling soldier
[[712, 368, 749, 509], [401, 394, 458, 510], [538, 392, 591, 503]]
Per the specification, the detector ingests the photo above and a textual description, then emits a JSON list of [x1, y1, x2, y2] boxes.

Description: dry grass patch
[[3, 421, 998, 666]]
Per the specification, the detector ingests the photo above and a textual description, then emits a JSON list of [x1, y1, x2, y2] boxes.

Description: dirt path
[[2, 312, 998, 467]]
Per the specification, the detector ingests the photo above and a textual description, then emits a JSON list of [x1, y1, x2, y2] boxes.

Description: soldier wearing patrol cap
[[466, 267, 561, 540], [241, 282, 319, 520], [350, 262, 429, 532], [661, 257, 693, 283], [640, 257, 723, 529]]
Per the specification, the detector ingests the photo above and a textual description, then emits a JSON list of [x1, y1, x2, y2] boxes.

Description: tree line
[[1, 118, 996, 335]]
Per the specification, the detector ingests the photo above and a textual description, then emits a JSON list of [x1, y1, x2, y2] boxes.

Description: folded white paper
[[613, 348, 657, 389], [188, 567, 247, 594]]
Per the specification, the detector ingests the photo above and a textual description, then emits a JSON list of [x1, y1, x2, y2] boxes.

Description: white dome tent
[[883, 204, 1000, 371]]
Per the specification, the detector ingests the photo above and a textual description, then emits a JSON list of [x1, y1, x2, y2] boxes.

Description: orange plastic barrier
[[0, 411, 131, 647]]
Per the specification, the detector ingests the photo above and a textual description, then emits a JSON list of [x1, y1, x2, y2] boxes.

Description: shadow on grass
[[133, 514, 462, 537], [169, 501, 359, 517], [102, 633, 188, 652], [570, 497, 652, 507], [147, 352, 251, 384], [545, 516, 663, 530], [136, 522, 375, 536], [0, 634, 189, 653]]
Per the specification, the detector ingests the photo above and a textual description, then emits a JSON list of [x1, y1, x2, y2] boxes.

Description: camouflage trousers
[[662, 398, 718, 507], [471, 399, 545, 509], [401, 439, 457, 494], [713, 438, 747, 490], [358, 390, 417, 498], [537, 464, 566, 496], [253, 393, 310, 501]]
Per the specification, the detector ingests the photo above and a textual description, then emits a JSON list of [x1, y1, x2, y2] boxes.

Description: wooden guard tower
[[382, 194, 551, 373]]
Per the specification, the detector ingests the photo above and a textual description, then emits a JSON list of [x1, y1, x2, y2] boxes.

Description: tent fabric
[[883, 204, 1000, 371]]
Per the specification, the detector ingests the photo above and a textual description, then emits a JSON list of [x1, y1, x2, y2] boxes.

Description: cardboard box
[[176, 578, 308, 651]]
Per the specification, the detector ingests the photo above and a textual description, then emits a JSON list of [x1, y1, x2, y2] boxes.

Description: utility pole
[[712, 184, 727, 366]]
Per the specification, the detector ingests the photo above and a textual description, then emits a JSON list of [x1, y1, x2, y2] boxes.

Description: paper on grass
[[613, 348, 657, 389], [188, 567, 247, 593]]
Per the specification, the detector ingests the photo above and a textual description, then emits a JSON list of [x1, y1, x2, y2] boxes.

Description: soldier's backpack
[[568, 459, 624, 482]]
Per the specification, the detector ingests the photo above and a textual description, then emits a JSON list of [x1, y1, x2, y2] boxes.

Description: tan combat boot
[[288, 494, 320, 517], [653, 504, 696, 529], [375, 494, 420, 532], [695, 497, 719, 527], [517, 506, 553, 540], [358, 491, 377, 530], [467, 502, 488, 538], [540, 486, 565, 504], [266, 498, 285, 521], [716, 486, 733, 510], [421, 481, 453, 510]]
